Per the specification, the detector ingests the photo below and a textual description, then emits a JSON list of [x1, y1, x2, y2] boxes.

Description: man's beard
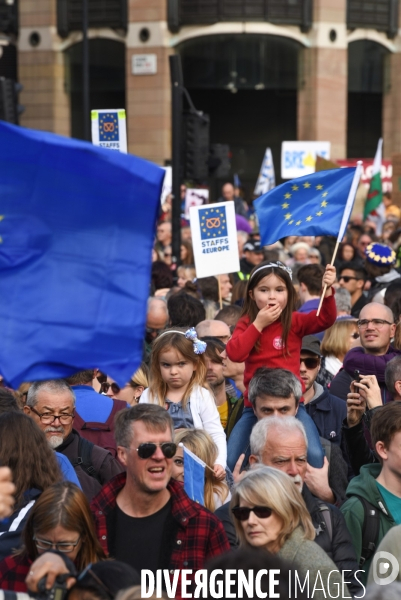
[[45, 426, 65, 449], [291, 474, 304, 491]]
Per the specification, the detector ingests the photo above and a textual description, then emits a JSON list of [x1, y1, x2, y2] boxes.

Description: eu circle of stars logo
[[281, 181, 329, 227], [199, 206, 228, 241], [99, 112, 119, 142]]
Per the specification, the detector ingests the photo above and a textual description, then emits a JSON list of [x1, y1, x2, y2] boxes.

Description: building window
[[168, 0, 312, 33], [57, 0, 127, 38], [347, 0, 399, 39], [347, 40, 389, 158], [64, 39, 125, 140]]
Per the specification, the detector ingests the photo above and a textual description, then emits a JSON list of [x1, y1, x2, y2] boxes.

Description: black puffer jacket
[[215, 484, 363, 597]]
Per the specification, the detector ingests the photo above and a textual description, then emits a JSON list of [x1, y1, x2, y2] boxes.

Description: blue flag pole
[[316, 161, 363, 316]]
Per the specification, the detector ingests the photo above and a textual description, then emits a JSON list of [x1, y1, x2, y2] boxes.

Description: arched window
[[64, 38, 125, 140], [347, 40, 389, 157], [178, 34, 300, 191]]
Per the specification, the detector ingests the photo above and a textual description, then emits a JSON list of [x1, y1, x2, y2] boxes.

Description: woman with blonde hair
[[231, 467, 348, 599], [172, 429, 230, 512], [321, 318, 361, 380], [102, 363, 149, 405]]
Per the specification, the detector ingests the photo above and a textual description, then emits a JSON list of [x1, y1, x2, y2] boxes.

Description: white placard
[[190, 202, 240, 278], [185, 189, 209, 218], [160, 166, 172, 204], [254, 147, 275, 196], [91, 109, 127, 153], [281, 141, 331, 179], [132, 54, 157, 75]]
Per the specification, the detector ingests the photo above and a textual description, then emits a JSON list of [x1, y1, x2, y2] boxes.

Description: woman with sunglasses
[[0, 481, 105, 592], [101, 364, 149, 406], [321, 319, 361, 382], [231, 467, 349, 600]]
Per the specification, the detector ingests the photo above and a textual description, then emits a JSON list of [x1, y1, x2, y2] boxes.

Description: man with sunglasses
[[91, 404, 229, 596], [330, 302, 400, 403], [338, 262, 368, 318], [25, 379, 123, 501], [301, 336, 347, 447]]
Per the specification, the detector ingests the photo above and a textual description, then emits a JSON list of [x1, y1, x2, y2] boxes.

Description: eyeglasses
[[357, 319, 393, 330], [136, 442, 177, 459], [30, 407, 74, 425], [34, 536, 80, 553], [77, 563, 113, 600], [300, 357, 320, 369], [351, 332, 360, 340], [231, 506, 273, 521], [339, 276, 360, 283], [100, 381, 120, 395]]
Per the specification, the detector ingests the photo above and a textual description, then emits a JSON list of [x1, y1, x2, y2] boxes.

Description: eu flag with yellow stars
[[199, 206, 228, 240], [255, 168, 357, 246], [0, 121, 164, 388]]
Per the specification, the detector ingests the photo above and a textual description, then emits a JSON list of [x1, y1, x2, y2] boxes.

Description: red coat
[[226, 293, 337, 407]]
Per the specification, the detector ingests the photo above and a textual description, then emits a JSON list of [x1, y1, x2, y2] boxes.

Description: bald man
[[330, 302, 400, 402], [144, 298, 169, 360], [196, 319, 231, 344]]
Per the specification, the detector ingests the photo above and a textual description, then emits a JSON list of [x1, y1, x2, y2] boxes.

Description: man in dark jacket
[[215, 416, 363, 598], [342, 355, 401, 475], [233, 240, 265, 283], [330, 302, 400, 402], [301, 335, 347, 446], [24, 379, 123, 501]]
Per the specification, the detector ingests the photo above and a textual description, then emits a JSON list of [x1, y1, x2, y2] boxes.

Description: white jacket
[[139, 385, 227, 469]]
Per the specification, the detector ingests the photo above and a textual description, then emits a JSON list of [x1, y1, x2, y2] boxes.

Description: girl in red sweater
[[226, 261, 337, 470]]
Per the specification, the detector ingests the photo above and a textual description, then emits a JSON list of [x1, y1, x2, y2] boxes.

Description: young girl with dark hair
[[226, 261, 336, 470]]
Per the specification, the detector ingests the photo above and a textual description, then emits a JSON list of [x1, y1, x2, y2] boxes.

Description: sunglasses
[[136, 442, 177, 459], [351, 332, 360, 339], [339, 276, 360, 283], [231, 506, 273, 521], [300, 357, 320, 369], [100, 381, 120, 395]]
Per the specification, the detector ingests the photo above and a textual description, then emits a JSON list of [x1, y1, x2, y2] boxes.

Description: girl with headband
[[226, 261, 337, 471], [139, 327, 227, 479]]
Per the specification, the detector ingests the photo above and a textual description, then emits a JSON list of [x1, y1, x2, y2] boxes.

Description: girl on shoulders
[[140, 327, 227, 479], [226, 261, 336, 470]]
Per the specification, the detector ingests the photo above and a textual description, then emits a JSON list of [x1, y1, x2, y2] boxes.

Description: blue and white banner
[[281, 141, 330, 179], [91, 109, 127, 153], [254, 148, 275, 196], [190, 201, 240, 278], [180, 443, 206, 505]]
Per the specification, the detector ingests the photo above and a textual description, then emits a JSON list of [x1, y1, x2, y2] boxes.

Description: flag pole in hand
[[316, 162, 363, 316]]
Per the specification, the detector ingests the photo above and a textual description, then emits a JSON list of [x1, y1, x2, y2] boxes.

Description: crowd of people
[[0, 181, 401, 599]]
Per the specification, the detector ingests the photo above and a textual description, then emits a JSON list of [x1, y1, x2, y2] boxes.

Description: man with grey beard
[[24, 379, 123, 501], [215, 417, 363, 598]]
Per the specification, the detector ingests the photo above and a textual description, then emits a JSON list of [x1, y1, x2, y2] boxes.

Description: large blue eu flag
[[0, 122, 164, 388], [255, 167, 357, 246]]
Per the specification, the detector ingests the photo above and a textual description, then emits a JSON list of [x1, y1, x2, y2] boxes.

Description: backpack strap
[[354, 495, 380, 567], [71, 437, 102, 484], [317, 503, 333, 543]]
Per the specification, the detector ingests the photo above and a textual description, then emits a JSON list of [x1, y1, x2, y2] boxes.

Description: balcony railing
[[347, 0, 399, 39], [168, 0, 312, 34], [57, 0, 127, 38]]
